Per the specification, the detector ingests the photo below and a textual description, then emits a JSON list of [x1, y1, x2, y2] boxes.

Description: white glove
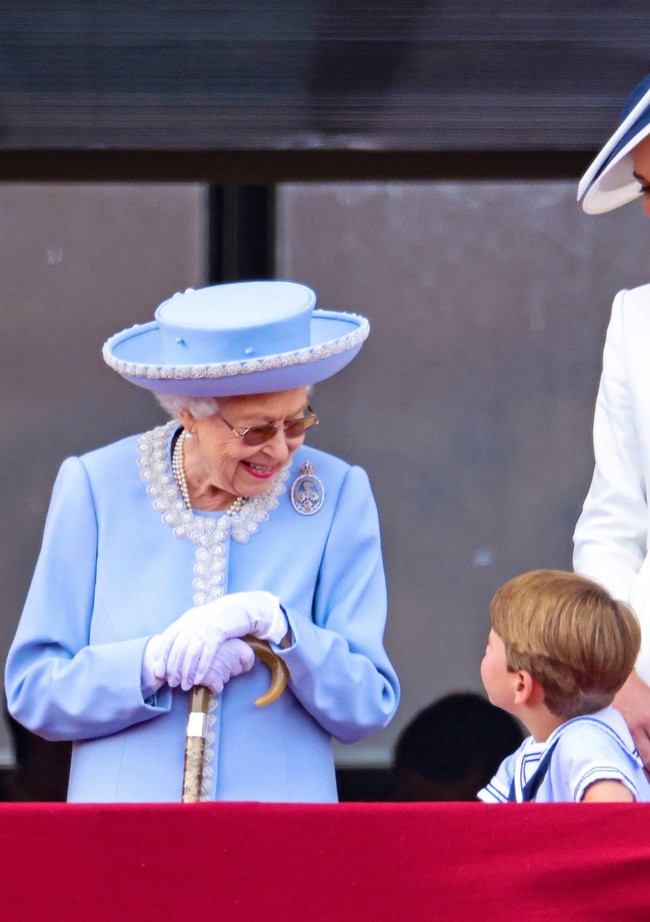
[[202, 637, 256, 695], [143, 634, 256, 695], [153, 591, 288, 691]]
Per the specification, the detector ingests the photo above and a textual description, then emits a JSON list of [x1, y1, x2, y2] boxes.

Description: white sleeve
[[558, 722, 642, 802], [573, 290, 648, 601], [477, 748, 519, 803]]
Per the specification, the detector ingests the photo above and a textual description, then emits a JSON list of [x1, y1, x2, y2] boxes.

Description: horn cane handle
[[245, 636, 290, 706]]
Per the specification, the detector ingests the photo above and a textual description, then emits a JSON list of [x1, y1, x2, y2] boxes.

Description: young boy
[[478, 569, 650, 803]]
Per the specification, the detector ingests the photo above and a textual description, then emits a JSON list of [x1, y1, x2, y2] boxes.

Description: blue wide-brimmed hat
[[103, 280, 369, 396], [578, 74, 650, 214]]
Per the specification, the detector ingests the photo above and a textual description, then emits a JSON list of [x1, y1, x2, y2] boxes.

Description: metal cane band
[[186, 711, 208, 738]]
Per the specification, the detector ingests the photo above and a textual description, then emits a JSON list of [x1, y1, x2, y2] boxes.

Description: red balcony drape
[[3, 802, 649, 920]]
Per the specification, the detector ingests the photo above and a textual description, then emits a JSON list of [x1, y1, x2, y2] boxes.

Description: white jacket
[[574, 284, 650, 679]]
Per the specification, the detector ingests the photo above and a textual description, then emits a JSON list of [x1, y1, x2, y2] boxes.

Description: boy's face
[[481, 629, 516, 715]]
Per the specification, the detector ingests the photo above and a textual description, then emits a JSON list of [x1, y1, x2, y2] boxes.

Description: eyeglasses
[[217, 405, 319, 447]]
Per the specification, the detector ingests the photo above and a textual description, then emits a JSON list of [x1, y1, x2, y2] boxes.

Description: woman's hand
[[614, 670, 650, 768], [148, 591, 288, 691], [142, 634, 255, 695], [195, 637, 256, 695]]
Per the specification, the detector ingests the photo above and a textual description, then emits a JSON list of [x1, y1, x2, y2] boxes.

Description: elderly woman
[[575, 74, 650, 766], [5, 280, 399, 802]]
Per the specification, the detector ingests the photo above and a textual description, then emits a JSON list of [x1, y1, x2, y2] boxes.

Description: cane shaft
[[182, 685, 211, 804], [181, 641, 289, 803]]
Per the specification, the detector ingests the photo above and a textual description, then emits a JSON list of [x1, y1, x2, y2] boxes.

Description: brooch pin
[[291, 461, 325, 516]]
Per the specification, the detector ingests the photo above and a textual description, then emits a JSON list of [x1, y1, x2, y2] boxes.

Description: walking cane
[[182, 636, 289, 802]]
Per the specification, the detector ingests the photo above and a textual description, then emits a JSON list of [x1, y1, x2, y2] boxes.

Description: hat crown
[[155, 280, 315, 364], [103, 278, 369, 396]]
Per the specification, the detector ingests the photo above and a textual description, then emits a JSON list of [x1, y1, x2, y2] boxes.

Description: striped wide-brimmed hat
[[103, 280, 369, 396], [578, 74, 650, 214]]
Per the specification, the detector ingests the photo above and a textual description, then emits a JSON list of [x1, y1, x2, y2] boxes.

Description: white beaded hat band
[[103, 280, 369, 396]]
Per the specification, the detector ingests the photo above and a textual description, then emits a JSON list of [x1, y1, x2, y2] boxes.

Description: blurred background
[[2, 1, 650, 795]]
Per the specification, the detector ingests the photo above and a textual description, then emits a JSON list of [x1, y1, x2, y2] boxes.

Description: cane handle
[[245, 636, 289, 706]]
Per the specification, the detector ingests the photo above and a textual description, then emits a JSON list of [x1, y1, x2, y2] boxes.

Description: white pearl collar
[[138, 420, 288, 560], [171, 428, 246, 517]]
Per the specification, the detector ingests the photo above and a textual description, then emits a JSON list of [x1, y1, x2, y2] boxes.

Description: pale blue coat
[[5, 428, 399, 803]]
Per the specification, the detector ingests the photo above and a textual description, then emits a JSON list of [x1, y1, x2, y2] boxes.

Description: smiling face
[[179, 387, 310, 508], [632, 133, 650, 217]]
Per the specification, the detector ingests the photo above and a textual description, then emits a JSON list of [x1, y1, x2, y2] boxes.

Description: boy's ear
[[513, 670, 536, 706]]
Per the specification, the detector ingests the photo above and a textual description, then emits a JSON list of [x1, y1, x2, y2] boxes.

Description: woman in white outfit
[[574, 73, 650, 766]]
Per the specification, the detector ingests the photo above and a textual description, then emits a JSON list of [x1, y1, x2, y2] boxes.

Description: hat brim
[[103, 309, 369, 396], [578, 85, 650, 214]]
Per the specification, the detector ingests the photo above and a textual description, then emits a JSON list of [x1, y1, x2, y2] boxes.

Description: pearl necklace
[[172, 429, 246, 516]]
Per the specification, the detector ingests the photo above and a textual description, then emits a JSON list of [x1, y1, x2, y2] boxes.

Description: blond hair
[[490, 570, 640, 719]]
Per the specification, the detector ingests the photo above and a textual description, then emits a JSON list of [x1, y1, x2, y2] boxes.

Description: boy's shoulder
[[549, 707, 649, 802], [554, 707, 635, 754], [478, 707, 650, 804]]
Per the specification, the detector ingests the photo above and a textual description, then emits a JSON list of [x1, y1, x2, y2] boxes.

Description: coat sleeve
[[273, 464, 400, 744], [573, 290, 648, 602], [5, 456, 171, 742]]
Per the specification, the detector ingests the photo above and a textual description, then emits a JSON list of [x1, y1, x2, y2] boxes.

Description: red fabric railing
[[3, 802, 650, 920]]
